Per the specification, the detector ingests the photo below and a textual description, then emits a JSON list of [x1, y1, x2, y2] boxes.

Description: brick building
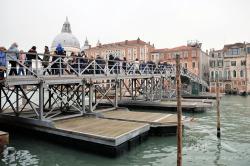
[[150, 41, 210, 81], [83, 38, 155, 61]]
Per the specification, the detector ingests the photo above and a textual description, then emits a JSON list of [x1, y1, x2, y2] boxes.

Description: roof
[[223, 43, 245, 50], [150, 45, 197, 53], [89, 39, 152, 49]]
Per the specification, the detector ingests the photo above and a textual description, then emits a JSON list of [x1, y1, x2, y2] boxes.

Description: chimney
[[125, 40, 128, 44], [137, 37, 140, 43]]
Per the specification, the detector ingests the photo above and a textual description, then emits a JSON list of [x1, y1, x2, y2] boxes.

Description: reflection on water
[[1, 96, 250, 166], [1, 147, 39, 165]]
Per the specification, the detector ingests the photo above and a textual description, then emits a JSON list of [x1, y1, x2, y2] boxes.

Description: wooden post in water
[[0, 131, 9, 153], [216, 80, 221, 138], [176, 54, 182, 166]]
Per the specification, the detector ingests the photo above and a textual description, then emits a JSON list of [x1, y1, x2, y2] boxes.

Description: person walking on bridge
[[42, 46, 51, 75], [7, 42, 19, 76], [18, 50, 26, 75], [26, 46, 38, 75]]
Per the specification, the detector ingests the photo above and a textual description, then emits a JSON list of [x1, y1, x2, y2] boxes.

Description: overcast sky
[[1, 0, 250, 52]]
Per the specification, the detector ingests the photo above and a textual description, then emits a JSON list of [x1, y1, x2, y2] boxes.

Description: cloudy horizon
[[1, 0, 250, 53]]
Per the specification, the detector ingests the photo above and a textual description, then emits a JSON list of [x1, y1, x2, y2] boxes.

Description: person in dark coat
[[7, 43, 19, 76], [26, 46, 40, 75], [52, 44, 64, 75], [108, 54, 114, 74], [95, 55, 105, 74], [42, 46, 51, 75], [114, 56, 121, 74]]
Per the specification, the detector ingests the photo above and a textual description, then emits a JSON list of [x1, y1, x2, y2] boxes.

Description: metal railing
[[0, 50, 208, 87]]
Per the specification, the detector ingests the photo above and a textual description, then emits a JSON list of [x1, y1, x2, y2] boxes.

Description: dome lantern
[[51, 17, 80, 54]]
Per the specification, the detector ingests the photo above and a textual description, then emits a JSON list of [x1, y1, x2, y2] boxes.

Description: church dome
[[51, 17, 80, 53]]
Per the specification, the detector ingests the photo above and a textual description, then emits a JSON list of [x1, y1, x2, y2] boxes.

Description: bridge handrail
[[0, 50, 208, 87]]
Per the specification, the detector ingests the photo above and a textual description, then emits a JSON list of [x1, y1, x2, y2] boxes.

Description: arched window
[[224, 71, 227, 79], [219, 71, 222, 79], [215, 71, 218, 79], [240, 70, 244, 77], [211, 71, 214, 79], [228, 71, 231, 79], [233, 70, 237, 78]]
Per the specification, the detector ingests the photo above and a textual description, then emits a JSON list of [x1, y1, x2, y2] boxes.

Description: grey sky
[[1, 0, 250, 53]]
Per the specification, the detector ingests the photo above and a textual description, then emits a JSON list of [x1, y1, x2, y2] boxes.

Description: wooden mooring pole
[[0, 131, 9, 153], [176, 54, 182, 166], [216, 80, 221, 138]]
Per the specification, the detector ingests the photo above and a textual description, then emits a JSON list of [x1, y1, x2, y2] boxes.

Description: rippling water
[[1, 96, 250, 166]]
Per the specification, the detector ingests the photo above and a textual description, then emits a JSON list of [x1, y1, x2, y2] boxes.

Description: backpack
[[0, 51, 6, 66]]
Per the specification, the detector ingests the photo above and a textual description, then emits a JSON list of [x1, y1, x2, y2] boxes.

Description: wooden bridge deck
[[54, 116, 149, 146], [101, 109, 178, 126]]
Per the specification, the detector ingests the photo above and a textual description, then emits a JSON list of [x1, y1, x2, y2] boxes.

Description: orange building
[[84, 38, 155, 61], [150, 41, 210, 81]]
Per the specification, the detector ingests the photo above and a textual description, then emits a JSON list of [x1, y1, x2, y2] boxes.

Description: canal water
[[1, 96, 250, 166]]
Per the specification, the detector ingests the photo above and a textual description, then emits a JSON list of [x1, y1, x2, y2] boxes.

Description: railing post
[[39, 81, 44, 120], [81, 80, 86, 115], [78, 58, 80, 76], [36, 53, 38, 75], [89, 80, 93, 112], [114, 79, 118, 108], [59, 57, 62, 76], [15, 85, 19, 114]]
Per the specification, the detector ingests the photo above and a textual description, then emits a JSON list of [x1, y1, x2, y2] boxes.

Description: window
[[192, 62, 195, 68], [225, 61, 230, 67], [247, 47, 250, 54], [185, 63, 187, 68], [233, 70, 237, 77], [219, 71, 222, 79], [210, 60, 215, 68], [228, 48, 240, 55], [128, 48, 132, 60], [215, 71, 218, 79], [224, 71, 227, 79], [192, 51, 196, 57], [217, 60, 223, 67], [211, 71, 214, 79], [231, 61, 236, 66], [241, 60, 246, 66], [228, 71, 231, 79], [240, 70, 244, 77]]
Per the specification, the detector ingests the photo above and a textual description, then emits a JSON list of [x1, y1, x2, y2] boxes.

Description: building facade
[[150, 41, 210, 82], [209, 43, 250, 94], [84, 38, 155, 61]]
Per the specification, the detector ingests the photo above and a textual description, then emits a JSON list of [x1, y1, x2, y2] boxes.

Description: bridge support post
[[160, 77, 163, 101], [131, 79, 134, 100], [15, 85, 19, 115], [39, 81, 44, 120], [81, 80, 86, 115], [89, 81, 93, 112], [115, 79, 118, 108], [150, 77, 154, 101], [119, 79, 122, 101]]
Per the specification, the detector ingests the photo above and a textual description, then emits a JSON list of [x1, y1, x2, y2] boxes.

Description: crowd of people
[[0, 42, 174, 78]]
